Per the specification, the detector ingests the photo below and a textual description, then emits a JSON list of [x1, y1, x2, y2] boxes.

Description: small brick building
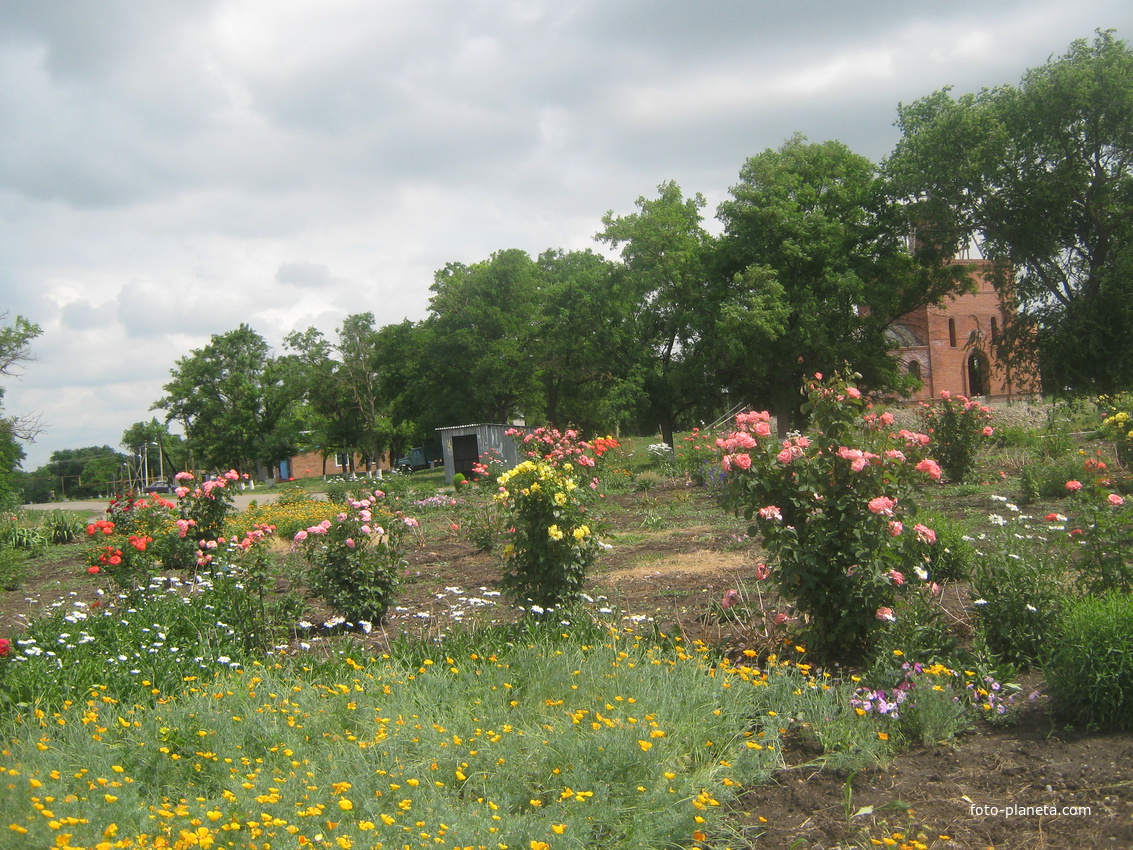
[[889, 258, 1034, 401]]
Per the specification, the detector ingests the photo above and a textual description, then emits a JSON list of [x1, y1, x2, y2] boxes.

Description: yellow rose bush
[[496, 459, 600, 610]]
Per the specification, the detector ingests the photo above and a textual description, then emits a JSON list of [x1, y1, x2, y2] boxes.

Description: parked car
[[143, 479, 172, 494], [395, 447, 433, 472]]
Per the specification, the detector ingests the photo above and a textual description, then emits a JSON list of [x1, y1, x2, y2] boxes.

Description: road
[[21, 487, 319, 517]]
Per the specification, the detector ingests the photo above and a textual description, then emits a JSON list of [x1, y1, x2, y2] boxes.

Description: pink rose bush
[[1059, 456, 1133, 594], [916, 391, 995, 483], [716, 370, 942, 663], [292, 491, 412, 623]]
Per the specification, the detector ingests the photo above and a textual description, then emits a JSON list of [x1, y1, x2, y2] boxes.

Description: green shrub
[[917, 392, 995, 483], [0, 516, 47, 552], [920, 512, 977, 582], [719, 370, 941, 664], [970, 540, 1072, 668], [323, 477, 349, 503], [1045, 593, 1133, 731], [1019, 455, 1088, 503], [0, 546, 28, 590], [40, 510, 86, 544], [295, 497, 411, 623], [498, 459, 600, 610]]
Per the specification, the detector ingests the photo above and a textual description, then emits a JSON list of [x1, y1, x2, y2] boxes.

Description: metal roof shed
[[436, 423, 529, 484]]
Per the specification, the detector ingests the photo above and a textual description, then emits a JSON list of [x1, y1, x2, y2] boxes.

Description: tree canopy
[[716, 136, 964, 431], [887, 29, 1133, 394], [0, 314, 42, 505], [155, 325, 302, 473]]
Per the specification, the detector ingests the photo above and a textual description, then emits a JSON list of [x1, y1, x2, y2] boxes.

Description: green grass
[[0, 616, 828, 850]]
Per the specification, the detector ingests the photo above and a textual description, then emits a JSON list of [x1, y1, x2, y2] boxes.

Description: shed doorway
[[451, 434, 480, 477]]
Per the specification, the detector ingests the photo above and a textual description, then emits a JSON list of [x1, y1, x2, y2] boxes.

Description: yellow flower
[[551, 824, 566, 834], [553, 492, 567, 506], [572, 525, 590, 541], [548, 525, 564, 541], [637, 740, 652, 751]]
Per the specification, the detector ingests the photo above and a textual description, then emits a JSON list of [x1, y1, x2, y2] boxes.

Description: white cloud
[[0, 0, 1129, 470]]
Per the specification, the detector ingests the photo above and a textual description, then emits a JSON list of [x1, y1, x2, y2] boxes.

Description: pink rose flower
[[887, 570, 905, 586], [867, 496, 896, 516], [982, 426, 994, 437], [1109, 493, 1125, 506], [721, 589, 739, 609], [776, 448, 794, 464], [733, 453, 752, 471], [875, 607, 896, 622], [1065, 480, 1083, 492], [345, 538, 356, 549], [758, 505, 783, 521], [914, 523, 936, 545], [888, 520, 904, 537], [916, 458, 942, 480], [754, 563, 770, 581]]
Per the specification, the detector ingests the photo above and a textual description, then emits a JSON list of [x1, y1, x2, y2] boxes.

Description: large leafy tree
[[420, 249, 543, 427], [286, 315, 412, 473], [597, 181, 719, 448], [715, 135, 965, 432], [121, 419, 187, 485], [155, 324, 302, 473], [33, 446, 127, 500], [0, 314, 42, 506], [532, 248, 635, 433], [886, 30, 1133, 394]]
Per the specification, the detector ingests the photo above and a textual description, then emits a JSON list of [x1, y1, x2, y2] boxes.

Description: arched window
[[907, 359, 921, 382], [967, 350, 990, 396], [990, 317, 998, 342], [948, 318, 957, 348]]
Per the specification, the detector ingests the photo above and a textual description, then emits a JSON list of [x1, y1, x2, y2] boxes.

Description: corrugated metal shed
[[435, 423, 531, 484]]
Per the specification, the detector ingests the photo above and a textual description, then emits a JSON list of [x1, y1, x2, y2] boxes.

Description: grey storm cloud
[[0, 0, 1130, 468]]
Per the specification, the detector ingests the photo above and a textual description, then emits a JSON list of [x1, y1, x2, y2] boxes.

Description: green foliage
[[323, 477, 350, 503], [920, 512, 977, 583], [0, 514, 47, 552], [40, 510, 86, 544], [1045, 593, 1133, 731], [497, 458, 600, 609], [719, 370, 942, 663], [1065, 477, 1133, 595], [155, 324, 303, 472], [1019, 455, 1089, 503], [0, 546, 28, 590], [0, 578, 256, 711], [917, 392, 995, 483], [673, 428, 719, 484], [969, 515, 1073, 667], [888, 31, 1133, 395], [296, 494, 410, 623], [714, 136, 967, 431]]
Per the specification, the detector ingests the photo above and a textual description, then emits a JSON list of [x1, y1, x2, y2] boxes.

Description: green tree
[[0, 314, 42, 506], [886, 30, 1133, 394], [121, 419, 187, 487], [420, 249, 543, 426], [154, 325, 302, 473], [532, 248, 634, 433], [716, 136, 964, 432], [286, 315, 412, 474], [597, 181, 719, 448], [36, 446, 127, 500]]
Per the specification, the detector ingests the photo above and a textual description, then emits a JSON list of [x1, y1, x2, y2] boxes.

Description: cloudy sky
[[2, 0, 1130, 471]]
